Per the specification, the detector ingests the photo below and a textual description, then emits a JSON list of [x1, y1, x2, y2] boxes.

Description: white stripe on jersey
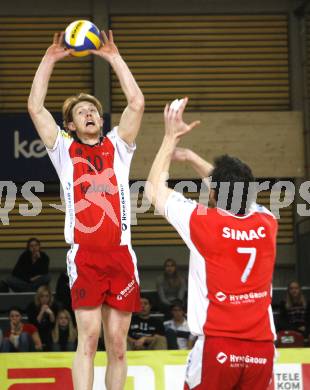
[[67, 243, 79, 288]]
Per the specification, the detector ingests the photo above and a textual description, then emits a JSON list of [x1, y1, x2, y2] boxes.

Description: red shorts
[[67, 244, 141, 312], [184, 336, 274, 390]]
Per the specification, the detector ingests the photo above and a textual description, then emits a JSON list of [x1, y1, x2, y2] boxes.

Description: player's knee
[[79, 332, 99, 357], [108, 335, 126, 361]]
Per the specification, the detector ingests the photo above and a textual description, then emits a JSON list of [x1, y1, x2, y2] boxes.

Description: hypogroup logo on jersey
[[215, 291, 267, 305], [216, 352, 228, 364], [216, 352, 267, 368], [215, 292, 227, 302], [229, 291, 268, 305]]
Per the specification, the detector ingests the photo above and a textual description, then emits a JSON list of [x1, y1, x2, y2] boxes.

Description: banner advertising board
[[0, 349, 310, 389]]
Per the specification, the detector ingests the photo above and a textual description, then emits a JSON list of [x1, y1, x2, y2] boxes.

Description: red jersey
[[47, 126, 134, 247], [165, 191, 277, 341], [46, 127, 139, 290]]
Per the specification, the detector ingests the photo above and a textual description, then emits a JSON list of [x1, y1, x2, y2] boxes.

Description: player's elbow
[[27, 98, 42, 117], [128, 93, 145, 113]]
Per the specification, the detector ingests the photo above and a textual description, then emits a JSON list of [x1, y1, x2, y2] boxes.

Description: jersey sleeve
[[164, 191, 198, 249], [106, 126, 136, 168], [45, 127, 73, 176]]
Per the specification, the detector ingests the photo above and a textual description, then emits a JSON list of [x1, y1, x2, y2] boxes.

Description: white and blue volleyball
[[64, 20, 101, 56]]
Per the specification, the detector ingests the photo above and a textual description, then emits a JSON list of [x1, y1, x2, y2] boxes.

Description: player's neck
[[78, 135, 101, 145], [76, 132, 102, 146]]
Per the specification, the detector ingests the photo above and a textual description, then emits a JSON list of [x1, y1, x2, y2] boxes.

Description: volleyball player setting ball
[[28, 20, 144, 390]]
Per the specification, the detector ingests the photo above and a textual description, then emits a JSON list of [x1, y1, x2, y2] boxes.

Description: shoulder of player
[[59, 129, 72, 140], [250, 203, 278, 223]]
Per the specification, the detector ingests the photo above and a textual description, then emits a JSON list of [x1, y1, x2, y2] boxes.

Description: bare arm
[[28, 32, 72, 148], [32, 331, 43, 351], [91, 30, 144, 144], [146, 98, 200, 215], [172, 148, 214, 179]]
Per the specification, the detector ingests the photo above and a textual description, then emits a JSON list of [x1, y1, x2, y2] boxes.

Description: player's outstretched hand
[[45, 32, 73, 62], [89, 30, 120, 61], [164, 97, 200, 141]]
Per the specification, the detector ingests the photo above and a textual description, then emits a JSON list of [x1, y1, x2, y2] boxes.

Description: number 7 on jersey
[[237, 247, 257, 283]]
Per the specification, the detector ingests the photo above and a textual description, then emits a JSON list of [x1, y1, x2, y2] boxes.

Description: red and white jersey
[[165, 191, 278, 342], [46, 127, 135, 248]]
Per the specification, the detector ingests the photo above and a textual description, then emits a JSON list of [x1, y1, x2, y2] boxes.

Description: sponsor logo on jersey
[[216, 352, 228, 364], [80, 181, 114, 194], [222, 226, 266, 241], [215, 290, 268, 305], [14, 130, 47, 159], [120, 183, 127, 229], [215, 291, 227, 302], [65, 182, 74, 229], [72, 157, 119, 233], [230, 354, 267, 367], [118, 279, 136, 299], [217, 352, 267, 367], [229, 291, 268, 304]]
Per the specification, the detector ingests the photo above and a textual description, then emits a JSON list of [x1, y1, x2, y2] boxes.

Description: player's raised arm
[[172, 147, 214, 180], [90, 30, 144, 144], [28, 32, 72, 149], [146, 97, 200, 215]]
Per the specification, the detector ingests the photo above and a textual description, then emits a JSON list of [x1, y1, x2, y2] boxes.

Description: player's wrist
[[109, 53, 122, 65], [163, 134, 179, 147], [42, 53, 57, 66]]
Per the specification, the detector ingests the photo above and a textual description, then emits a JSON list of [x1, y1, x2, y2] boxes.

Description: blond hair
[[62, 93, 103, 130], [52, 309, 77, 344], [34, 285, 53, 307]]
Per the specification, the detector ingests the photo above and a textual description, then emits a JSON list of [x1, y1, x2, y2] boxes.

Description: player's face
[[69, 101, 103, 139]]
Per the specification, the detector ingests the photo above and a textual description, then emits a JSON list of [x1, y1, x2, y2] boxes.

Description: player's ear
[[67, 121, 76, 132]]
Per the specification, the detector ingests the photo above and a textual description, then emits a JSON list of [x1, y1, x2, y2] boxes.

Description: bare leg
[[72, 307, 102, 390], [102, 305, 132, 390]]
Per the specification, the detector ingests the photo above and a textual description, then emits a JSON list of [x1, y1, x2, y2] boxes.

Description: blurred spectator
[[0, 238, 51, 292], [156, 258, 186, 315], [127, 296, 167, 350], [1, 307, 42, 352], [164, 300, 196, 350], [26, 285, 57, 350], [0, 327, 3, 350], [278, 281, 310, 337], [51, 309, 77, 352], [55, 271, 72, 313]]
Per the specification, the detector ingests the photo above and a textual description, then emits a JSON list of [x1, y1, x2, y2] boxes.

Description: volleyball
[[64, 20, 101, 57]]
